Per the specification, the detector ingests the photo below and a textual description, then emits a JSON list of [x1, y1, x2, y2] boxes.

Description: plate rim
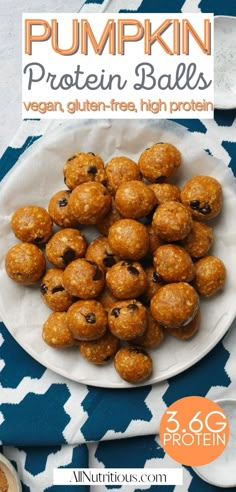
[[214, 15, 236, 110], [1, 120, 236, 389]]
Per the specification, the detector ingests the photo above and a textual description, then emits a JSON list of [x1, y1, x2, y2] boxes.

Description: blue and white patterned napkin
[[0, 0, 236, 490]]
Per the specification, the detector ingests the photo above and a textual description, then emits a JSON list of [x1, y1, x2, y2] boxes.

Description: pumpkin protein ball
[[114, 346, 153, 384], [5, 243, 46, 284], [40, 268, 75, 312], [108, 300, 147, 341], [140, 266, 164, 305], [68, 182, 112, 224], [153, 244, 195, 283], [79, 331, 119, 364], [115, 180, 156, 219], [42, 311, 75, 348], [105, 156, 141, 195], [85, 236, 119, 271], [181, 221, 214, 259], [150, 282, 199, 329], [138, 143, 181, 183], [133, 310, 164, 348], [63, 152, 106, 189], [63, 259, 105, 298], [48, 190, 78, 228], [108, 219, 149, 261], [67, 300, 107, 341], [46, 228, 87, 269], [11, 205, 53, 244], [96, 198, 122, 236], [180, 176, 223, 220], [106, 260, 148, 299], [152, 201, 193, 242], [97, 286, 119, 311], [166, 308, 200, 340], [193, 256, 226, 297], [149, 183, 181, 204]]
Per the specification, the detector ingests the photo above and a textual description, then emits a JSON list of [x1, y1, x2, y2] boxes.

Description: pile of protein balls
[[5, 143, 226, 384]]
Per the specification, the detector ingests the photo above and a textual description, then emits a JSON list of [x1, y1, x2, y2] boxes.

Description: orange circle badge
[[160, 396, 229, 466]]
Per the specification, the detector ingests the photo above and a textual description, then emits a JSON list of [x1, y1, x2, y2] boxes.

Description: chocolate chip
[[152, 271, 162, 283], [40, 284, 48, 295], [58, 197, 68, 207], [127, 265, 139, 276], [199, 204, 212, 215], [128, 347, 148, 356], [67, 155, 76, 162], [92, 263, 103, 281], [121, 260, 132, 266], [66, 189, 72, 195], [127, 303, 138, 311], [190, 200, 200, 210], [85, 313, 96, 324], [64, 176, 67, 185], [155, 176, 166, 183], [103, 256, 116, 268], [111, 307, 120, 318], [87, 165, 97, 175], [62, 248, 75, 265], [87, 152, 95, 156], [34, 237, 44, 243], [52, 285, 64, 294]]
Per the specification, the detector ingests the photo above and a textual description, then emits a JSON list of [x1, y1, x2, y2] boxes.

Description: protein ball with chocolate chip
[[96, 198, 122, 236], [42, 312, 75, 348], [180, 176, 223, 220], [5, 243, 46, 284], [48, 190, 78, 228], [181, 221, 214, 259], [63, 259, 104, 298], [152, 201, 193, 242], [108, 219, 149, 261], [63, 152, 106, 189], [166, 308, 200, 340], [67, 300, 107, 341], [150, 282, 199, 329], [106, 156, 141, 195], [97, 286, 119, 311], [133, 310, 164, 348], [149, 183, 181, 204], [153, 244, 195, 283], [114, 346, 152, 384], [115, 180, 156, 219], [85, 236, 119, 272], [68, 182, 111, 224], [46, 228, 87, 269], [108, 300, 147, 340], [79, 331, 119, 364], [141, 266, 164, 304], [106, 261, 148, 299], [138, 143, 181, 183], [193, 256, 226, 297], [11, 206, 53, 244], [40, 268, 75, 312]]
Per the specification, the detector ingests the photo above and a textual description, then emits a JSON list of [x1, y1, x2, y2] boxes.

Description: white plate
[[193, 398, 236, 488], [214, 16, 236, 109], [0, 453, 22, 492], [1, 119, 236, 388]]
